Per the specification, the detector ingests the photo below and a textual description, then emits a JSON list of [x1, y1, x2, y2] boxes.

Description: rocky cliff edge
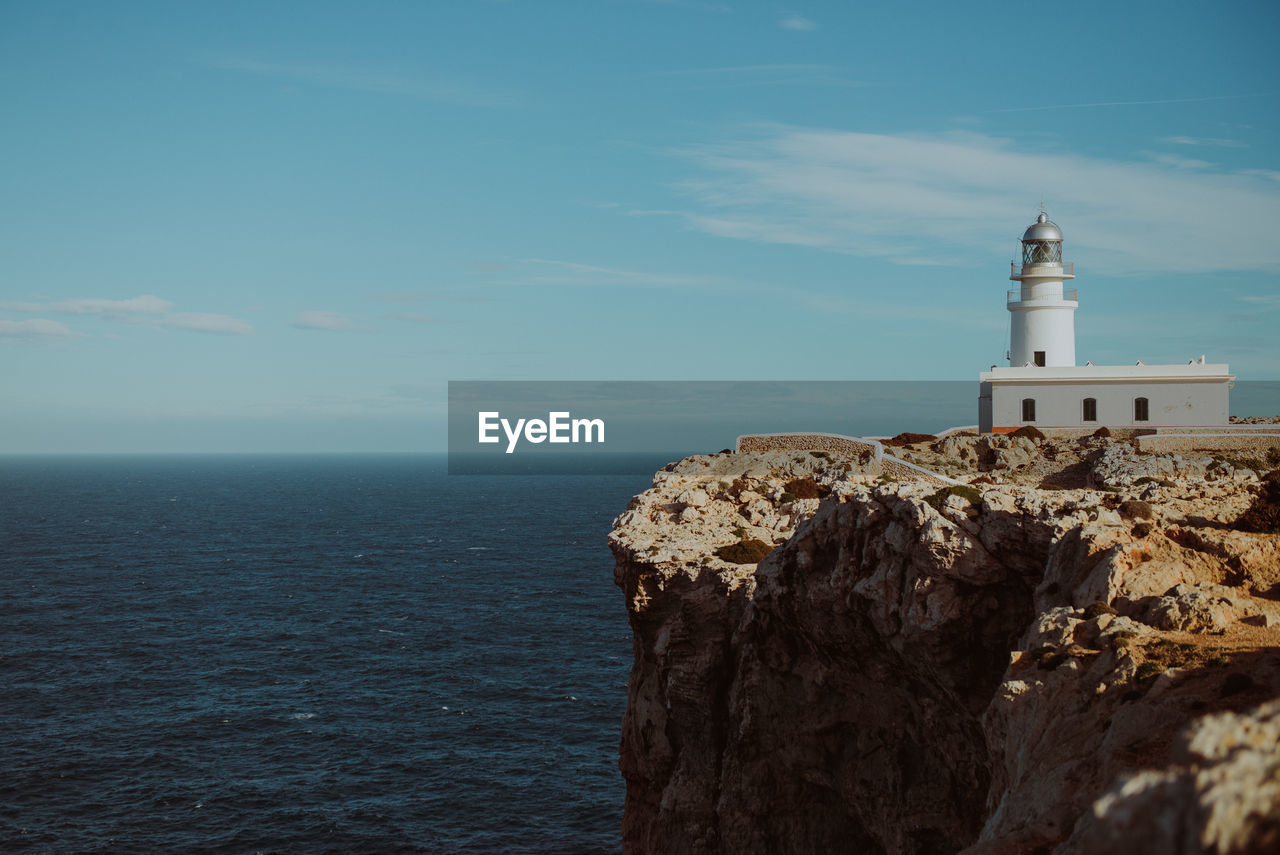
[[610, 440, 1280, 854]]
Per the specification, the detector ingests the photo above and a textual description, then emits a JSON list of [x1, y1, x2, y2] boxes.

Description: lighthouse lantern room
[[1008, 212, 1077, 368]]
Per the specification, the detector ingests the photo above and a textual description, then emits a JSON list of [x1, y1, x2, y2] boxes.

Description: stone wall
[[736, 432, 879, 460], [735, 433, 959, 486], [1137, 432, 1280, 456]]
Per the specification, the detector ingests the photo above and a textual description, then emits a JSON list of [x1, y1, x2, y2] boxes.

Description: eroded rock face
[[1057, 701, 1280, 855], [612, 451, 1280, 855]]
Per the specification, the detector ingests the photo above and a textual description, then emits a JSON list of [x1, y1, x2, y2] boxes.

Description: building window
[[1083, 398, 1097, 422], [1134, 397, 1149, 422], [1034, 350, 1046, 367], [1021, 398, 1036, 422]]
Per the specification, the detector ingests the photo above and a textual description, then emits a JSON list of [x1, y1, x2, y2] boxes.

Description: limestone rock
[[614, 448, 1280, 855], [1059, 701, 1280, 855]]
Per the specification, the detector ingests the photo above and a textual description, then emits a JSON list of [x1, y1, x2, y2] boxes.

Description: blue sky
[[2, 0, 1278, 452]]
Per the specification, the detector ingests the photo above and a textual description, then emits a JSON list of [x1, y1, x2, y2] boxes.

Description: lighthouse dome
[[1022, 212, 1063, 242]]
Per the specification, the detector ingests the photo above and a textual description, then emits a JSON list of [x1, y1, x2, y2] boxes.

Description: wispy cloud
[[663, 125, 1280, 273], [1239, 295, 1280, 310], [292, 310, 371, 332], [641, 63, 874, 89], [641, 0, 731, 11], [382, 311, 439, 324], [779, 16, 816, 31], [1, 294, 173, 318], [1165, 135, 1247, 148], [518, 258, 732, 289], [1, 294, 253, 335], [645, 63, 837, 77], [986, 93, 1264, 114], [0, 318, 82, 338], [207, 57, 519, 109], [164, 312, 254, 335], [1240, 169, 1280, 183], [1146, 152, 1214, 170], [364, 291, 491, 304]]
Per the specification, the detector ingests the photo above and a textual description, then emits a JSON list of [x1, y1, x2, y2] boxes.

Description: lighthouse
[[979, 208, 1232, 433], [1007, 212, 1077, 367]]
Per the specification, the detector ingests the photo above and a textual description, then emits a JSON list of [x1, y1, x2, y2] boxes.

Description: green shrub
[[1037, 651, 1065, 671], [1109, 630, 1137, 648], [715, 538, 774, 565], [809, 450, 829, 459], [1012, 425, 1046, 440], [883, 432, 938, 447], [1083, 601, 1117, 619], [1235, 469, 1280, 534], [924, 484, 983, 512], [783, 477, 828, 500], [1135, 661, 1164, 680], [779, 492, 797, 504], [1119, 500, 1154, 520]]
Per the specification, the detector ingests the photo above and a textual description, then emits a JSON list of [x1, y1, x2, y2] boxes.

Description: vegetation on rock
[[783, 477, 828, 500], [714, 538, 773, 565], [924, 484, 983, 512], [883, 432, 938, 447], [1235, 469, 1280, 534]]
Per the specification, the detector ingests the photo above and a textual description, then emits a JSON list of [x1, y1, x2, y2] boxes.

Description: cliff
[[610, 438, 1280, 854]]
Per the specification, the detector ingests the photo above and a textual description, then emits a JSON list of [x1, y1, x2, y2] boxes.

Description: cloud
[[1164, 136, 1247, 148], [640, 63, 874, 90], [208, 57, 518, 109], [518, 258, 732, 289], [1240, 295, 1280, 310], [292, 310, 371, 332], [164, 312, 254, 335], [644, 64, 840, 77], [383, 311, 439, 324], [1, 294, 173, 318], [1146, 152, 1214, 170], [665, 125, 1280, 274], [986, 93, 1263, 114], [0, 318, 81, 338], [1240, 169, 1280, 183], [779, 16, 816, 31], [641, 0, 731, 11], [0, 294, 253, 335], [364, 291, 491, 303]]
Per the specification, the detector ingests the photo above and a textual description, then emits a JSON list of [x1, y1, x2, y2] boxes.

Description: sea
[[0, 454, 660, 854]]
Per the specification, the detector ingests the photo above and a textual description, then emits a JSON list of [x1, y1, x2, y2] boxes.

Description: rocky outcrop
[[612, 447, 1280, 855]]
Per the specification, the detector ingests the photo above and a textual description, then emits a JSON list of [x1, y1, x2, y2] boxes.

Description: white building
[[978, 213, 1234, 433]]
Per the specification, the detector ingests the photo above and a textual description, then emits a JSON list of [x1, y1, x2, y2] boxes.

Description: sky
[[2, 0, 1278, 452]]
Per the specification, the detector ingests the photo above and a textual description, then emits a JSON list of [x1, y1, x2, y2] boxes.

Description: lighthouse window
[[1034, 351, 1046, 367], [1022, 241, 1062, 266], [1021, 398, 1036, 422], [1134, 397, 1149, 422], [1083, 398, 1097, 422]]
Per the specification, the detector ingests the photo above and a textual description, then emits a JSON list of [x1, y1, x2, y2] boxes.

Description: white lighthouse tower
[[1008, 212, 1077, 367], [980, 208, 1234, 433]]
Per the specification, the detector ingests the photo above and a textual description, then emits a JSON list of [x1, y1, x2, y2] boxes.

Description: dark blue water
[[0, 455, 650, 854]]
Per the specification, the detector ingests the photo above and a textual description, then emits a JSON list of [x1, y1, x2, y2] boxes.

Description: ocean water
[[0, 455, 653, 854]]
